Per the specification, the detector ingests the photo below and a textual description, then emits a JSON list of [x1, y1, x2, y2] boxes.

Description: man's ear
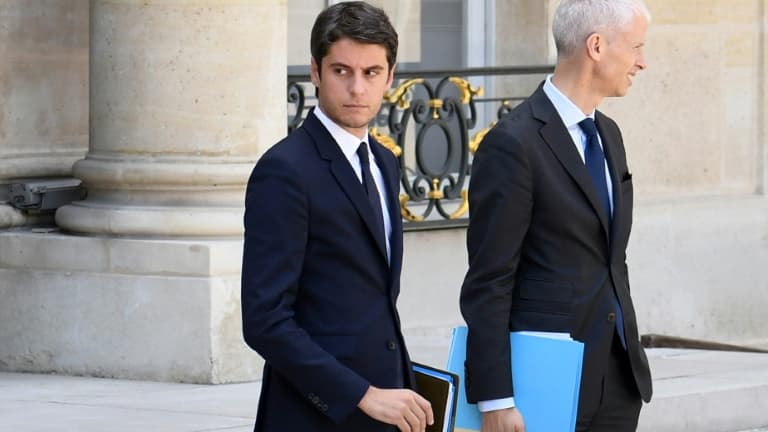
[[586, 32, 603, 61], [385, 63, 397, 89], [310, 57, 321, 87]]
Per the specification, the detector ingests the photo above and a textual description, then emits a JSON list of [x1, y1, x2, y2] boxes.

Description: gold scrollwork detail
[[448, 189, 469, 219], [399, 194, 424, 222], [385, 78, 425, 110], [369, 127, 402, 157], [428, 99, 443, 119], [427, 178, 444, 200], [469, 122, 495, 154], [470, 100, 512, 153], [448, 77, 484, 104]]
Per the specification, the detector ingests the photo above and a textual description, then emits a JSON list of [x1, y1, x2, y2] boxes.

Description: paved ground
[[1, 348, 767, 432], [640, 349, 768, 432]]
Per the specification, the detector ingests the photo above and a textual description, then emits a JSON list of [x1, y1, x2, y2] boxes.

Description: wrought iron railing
[[287, 65, 555, 230]]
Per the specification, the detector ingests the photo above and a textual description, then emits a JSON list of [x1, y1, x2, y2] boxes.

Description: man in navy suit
[[241, 2, 433, 431], [460, 1, 653, 431]]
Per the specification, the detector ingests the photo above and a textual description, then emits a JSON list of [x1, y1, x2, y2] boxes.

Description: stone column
[[56, 0, 285, 236], [0, 0, 286, 384], [0, 1, 88, 228]]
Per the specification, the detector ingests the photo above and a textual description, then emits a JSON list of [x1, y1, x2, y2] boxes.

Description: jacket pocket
[[514, 278, 572, 316], [620, 177, 633, 196], [517, 278, 572, 303]]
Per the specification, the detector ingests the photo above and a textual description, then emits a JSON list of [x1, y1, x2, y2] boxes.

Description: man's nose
[[349, 73, 365, 94], [637, 56, 647, 70]]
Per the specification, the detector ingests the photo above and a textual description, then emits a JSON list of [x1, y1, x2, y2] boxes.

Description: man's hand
[[481, 407, 525, 432], [358, 386, 434, 432]]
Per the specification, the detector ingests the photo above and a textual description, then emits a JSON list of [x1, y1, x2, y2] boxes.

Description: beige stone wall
[[603, 0, 766, 198], [0, 232, 259, 383], [0, 0, 88, 226]]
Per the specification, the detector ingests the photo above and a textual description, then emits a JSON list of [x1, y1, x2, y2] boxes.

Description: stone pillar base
[[0, 204, 28, 228], [55, 155, 251, 236], [0, 204, 54, 228], [0, 150, 84, 229], [56, 202, 243, 237], [0, 230, 262, 384]]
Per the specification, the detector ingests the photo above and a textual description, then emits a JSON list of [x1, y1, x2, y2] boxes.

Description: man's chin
[[613, 87, 630, 97], [339, 118, 373, 130]]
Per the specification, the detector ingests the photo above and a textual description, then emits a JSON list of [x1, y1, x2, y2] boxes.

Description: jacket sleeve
[[241, 154, 369, 423], [460, 125, 533, 403]]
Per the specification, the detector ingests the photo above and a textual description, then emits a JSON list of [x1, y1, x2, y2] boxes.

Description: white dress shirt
[[313, 106, 392, 262]]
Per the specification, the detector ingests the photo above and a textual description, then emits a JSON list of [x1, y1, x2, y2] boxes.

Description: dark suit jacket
[[241, 110, 411, 431], [460, 85, 652, 409]]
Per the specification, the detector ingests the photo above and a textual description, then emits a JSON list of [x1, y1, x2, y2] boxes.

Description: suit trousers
[[576, 331, 643, 432]]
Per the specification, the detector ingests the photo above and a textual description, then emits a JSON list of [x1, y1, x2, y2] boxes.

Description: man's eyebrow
[[326, 62, 386, 71]]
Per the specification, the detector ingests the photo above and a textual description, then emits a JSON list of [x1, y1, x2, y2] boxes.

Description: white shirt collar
[[313, 106, 370, 159], [542, 75, 614, 212], [542, 75, 595, 127]]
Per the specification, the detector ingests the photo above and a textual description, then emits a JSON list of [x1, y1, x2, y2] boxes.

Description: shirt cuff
[[477, 397, 516, 412]]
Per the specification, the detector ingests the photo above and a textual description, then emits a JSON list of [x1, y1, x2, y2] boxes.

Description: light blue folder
[[446, 326, 584, 432]]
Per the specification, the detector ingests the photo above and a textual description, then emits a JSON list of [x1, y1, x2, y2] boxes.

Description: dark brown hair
[[310, 1, 398, 73]]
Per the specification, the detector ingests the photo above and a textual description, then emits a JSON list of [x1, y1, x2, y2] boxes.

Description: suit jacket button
[[607, 312, 616, 323], [387, 340, 397, 351]]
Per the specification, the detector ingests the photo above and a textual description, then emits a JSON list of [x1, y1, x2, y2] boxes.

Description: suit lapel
[[531, 88, 611, 240], [302, 111, 389, 263], [596, 112, 623, 250], [370, 139, 403, 279]]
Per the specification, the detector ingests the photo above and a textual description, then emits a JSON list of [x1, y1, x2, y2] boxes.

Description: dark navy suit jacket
[[460, 86, 652, 409], [242, 110, 411, 431]]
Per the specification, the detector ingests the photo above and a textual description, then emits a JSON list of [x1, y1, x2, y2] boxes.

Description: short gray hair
[[552, 0, 651, 58]]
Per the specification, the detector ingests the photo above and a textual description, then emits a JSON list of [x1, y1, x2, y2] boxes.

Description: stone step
[[1, 346, 767, 431]]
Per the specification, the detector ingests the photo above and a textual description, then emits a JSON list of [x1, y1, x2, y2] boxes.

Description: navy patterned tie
[[357, 143, 386, 244], [578, 118, 626, 348]]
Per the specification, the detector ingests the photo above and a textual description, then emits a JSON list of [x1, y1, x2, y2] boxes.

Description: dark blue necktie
[[578, 118, 611, 224], [357, 143, 386, 244], [578, 118, 626, 348]]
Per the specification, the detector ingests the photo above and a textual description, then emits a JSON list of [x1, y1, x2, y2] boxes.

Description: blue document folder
[[446, 326, 584, 432]]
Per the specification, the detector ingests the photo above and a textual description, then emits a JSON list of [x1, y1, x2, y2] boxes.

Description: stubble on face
[[311, 38, 394, 138]]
